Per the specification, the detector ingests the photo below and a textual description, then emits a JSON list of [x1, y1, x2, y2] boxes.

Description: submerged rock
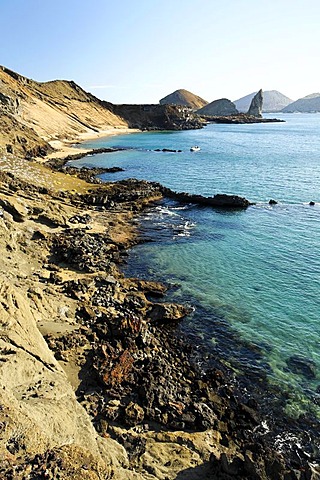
[[286, 354, 317, 379], [154, 148, 182, 152]]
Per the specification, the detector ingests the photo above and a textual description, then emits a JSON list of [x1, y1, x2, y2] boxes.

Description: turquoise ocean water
[[73, 114, 320, 419]]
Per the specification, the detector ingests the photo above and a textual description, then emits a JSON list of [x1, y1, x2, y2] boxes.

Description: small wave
[[153, 206, 180, 217], [173, 220, 196, 238], [274, 432, 306, 455], [170, 204, 193, 211]]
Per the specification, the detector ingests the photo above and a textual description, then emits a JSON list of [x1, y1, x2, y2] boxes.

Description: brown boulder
[[148, 303, 192, 323]]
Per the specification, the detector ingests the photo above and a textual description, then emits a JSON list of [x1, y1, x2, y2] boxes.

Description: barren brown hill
[[159, 88, 208, 109], [0, 67, 203, 158], [0, 66, 128, 158]]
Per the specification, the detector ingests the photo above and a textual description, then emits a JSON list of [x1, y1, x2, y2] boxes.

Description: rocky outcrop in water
[[197, 98, 239, 116], [158, 185, 253, 208], [205, 114, 284, 124], [247, 89, 263, 117], [234, 90, 293, 113], [78, 179, 252, 209]]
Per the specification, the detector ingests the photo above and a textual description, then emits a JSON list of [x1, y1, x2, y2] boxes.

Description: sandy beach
[[44, 127, 141, 161]]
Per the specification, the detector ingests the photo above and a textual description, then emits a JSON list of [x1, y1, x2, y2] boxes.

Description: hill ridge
[[159, 88, 208, 110], [234, 90, 293, 112], [282, 93, 320, 112]]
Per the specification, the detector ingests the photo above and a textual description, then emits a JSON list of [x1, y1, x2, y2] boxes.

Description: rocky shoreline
[[0, 153, 319, 479], [200, 114, 285, 124]]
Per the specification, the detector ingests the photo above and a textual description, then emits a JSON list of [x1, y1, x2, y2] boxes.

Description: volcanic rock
[[234, 90, 293, 113], [197, 98, 239, 116], [158, 185, 253, 208], [286, 355, 317, 379], [247, 89, 263, 117], [148, 303, 192, 323]]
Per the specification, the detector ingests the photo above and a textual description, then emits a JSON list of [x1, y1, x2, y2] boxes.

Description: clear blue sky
[[1, 0, 319, 103]]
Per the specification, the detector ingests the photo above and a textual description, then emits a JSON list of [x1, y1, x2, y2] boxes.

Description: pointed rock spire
[[247, 89, 263, 117]]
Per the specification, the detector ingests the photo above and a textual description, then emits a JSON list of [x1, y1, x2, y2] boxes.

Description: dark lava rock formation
[[110, 103, 204, 131], [197, 98, 239, 116], [247, 89, 263, 117], [159, 184, 253, 208]]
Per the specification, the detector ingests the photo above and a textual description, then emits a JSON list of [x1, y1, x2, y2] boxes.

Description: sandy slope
[[0, 66, 128, 158]]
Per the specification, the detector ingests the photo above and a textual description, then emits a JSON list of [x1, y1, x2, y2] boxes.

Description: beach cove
[[73, 114, 320, 410], [69, 114, 320, 471]]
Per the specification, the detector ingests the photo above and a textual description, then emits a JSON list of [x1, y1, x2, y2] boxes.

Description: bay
[[72, 113, 320, 419]]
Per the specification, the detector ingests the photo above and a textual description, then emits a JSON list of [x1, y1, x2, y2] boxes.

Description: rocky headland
[[0, 66, 318, 479], [201, 114, 285, 124]]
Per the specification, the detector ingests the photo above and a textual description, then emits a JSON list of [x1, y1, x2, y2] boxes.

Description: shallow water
[[73, 113, 320, 418]]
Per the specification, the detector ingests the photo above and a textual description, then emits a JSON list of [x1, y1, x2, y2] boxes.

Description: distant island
[[159, 88, 320, 114], [159, 88, 284, 124], [281, 92, 320, 112]]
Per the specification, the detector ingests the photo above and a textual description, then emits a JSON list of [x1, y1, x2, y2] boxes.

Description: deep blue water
[[72, 113, 320, 418]]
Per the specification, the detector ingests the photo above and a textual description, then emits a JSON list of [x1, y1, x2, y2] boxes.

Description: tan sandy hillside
[[0, 66, 128, 158], [159, 88, 208, 110]]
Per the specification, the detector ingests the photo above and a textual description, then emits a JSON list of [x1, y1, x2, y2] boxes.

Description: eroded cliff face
[[110, 103, 204, 130], [0, 170, 137, 479]]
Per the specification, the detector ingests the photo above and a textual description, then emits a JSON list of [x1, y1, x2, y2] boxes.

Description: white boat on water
[[190, 146, 200, 152]]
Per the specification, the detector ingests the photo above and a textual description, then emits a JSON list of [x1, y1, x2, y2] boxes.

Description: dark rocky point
[[197, 98, 239, 116], [247, 89, 263, 118]]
